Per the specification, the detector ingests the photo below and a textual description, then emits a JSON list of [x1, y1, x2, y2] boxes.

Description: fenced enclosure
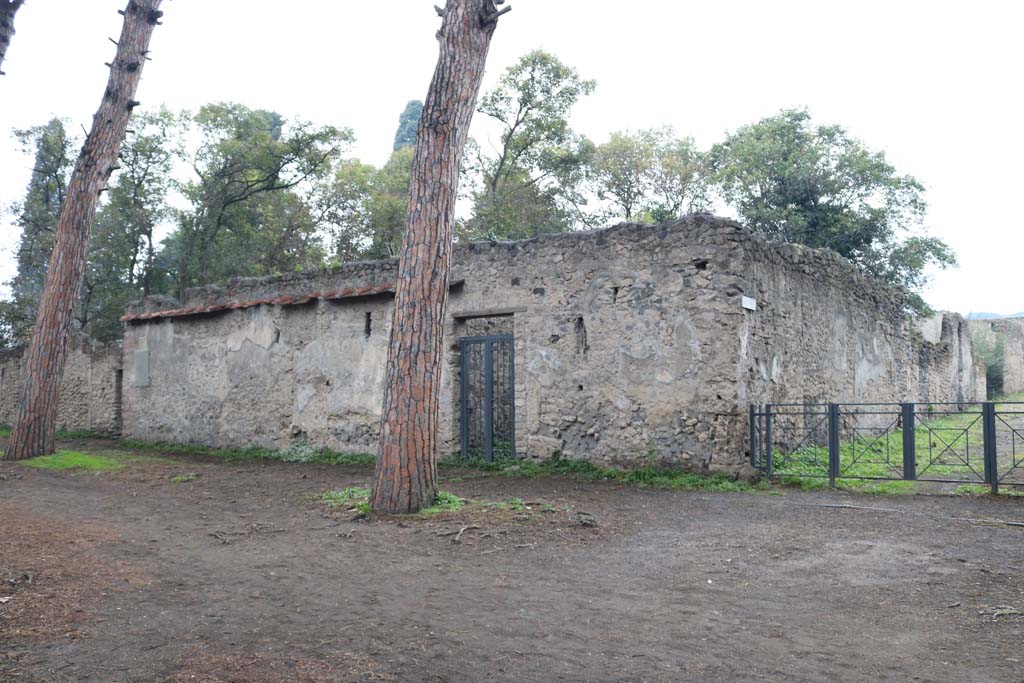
[[750, 401, 1024, 492], [460, 335, 516, 462]]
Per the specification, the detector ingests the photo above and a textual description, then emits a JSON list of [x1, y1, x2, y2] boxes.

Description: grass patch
[[55, 428, 107, 440], [441, 453, 755, 492], [0, 423, 10, 438], [171, 472, 199, 484], [117, 438, 375, 466], [419, 491, 465, 516], [320, 487, 465, 517], [20, 450, 123, 472], [322, 486, 372, 506], [767, 393, 1024, 493], [322, 487, 372, 515]]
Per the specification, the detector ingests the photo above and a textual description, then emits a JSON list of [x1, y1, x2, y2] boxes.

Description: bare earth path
[[1, 440, 1022, 682]]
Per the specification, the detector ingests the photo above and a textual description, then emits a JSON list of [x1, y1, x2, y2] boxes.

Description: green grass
[[55, 428, 107, 440], [768, 393, 1024, 492], [419, 490, 465, 515], [485, 497, 525, 511], [441, 453, 755, 492], [321, 487, 464, 517], [321, 486, 372, 506], [0, 423, 10, 438], [117, 438, 375, 466], [20, 450, 123, 472], [109, 438, 756, 494], [171, 472, 199, 484]]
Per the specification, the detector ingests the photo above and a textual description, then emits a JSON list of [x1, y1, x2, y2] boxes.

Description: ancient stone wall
[[117, 216, 983, 472], [0, 335, 122, 435], [969, 317, 1024, 396]]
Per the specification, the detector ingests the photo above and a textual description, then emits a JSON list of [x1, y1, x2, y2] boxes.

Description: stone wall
[[116, 216, 984, 472], [0, 335, 122, 435], [969, 317, 1024, 396]]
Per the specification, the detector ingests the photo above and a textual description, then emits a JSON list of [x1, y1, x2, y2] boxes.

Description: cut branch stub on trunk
[[4, 0, 165, 461], [371, 0, 510, 514]]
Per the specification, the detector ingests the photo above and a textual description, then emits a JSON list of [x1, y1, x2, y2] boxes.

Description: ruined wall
[[122, 217, 742, 467], [119, 216, 983, 471], [969, 317, 1024, 396], [736, 236, 982, 413], [0, 335, 122, 435]]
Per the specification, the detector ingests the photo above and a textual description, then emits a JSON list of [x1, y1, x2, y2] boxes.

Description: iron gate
[[750, 401, 1024, 493], [460, 335, 516, 462]]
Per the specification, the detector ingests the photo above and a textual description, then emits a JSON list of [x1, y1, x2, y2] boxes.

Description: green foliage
[[770, 399, 1024, 492], [171, 472, 199, 484], [392, 100, 423, 151], [118, 437, 375, 466], [319, 146, 412, 261], [440, 453, 754, 492], [82, 109, 182, 341], [0, 424, 10, 437], [20, 451, 123, 472], [419, 491, 466, 515], [168, 103, 351, 296], [277, 441, 326, 463], [322, 486, 372, 507], [707, 109, 955, 313], [463, 50, 597, 240], [1, 119, 76, 347], [589, 127, 707, 222]]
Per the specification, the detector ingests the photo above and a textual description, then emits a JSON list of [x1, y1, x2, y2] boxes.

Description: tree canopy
[[0, 61, 961, 347], [464, 49, 596, 240], [392, 100, 423, 151], [707, 109, 955, 311]]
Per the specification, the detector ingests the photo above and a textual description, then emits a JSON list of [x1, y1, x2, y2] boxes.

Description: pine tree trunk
[[371, 0, 509, 513], [4, 0, 164, 461], [0, 0, 25, 75]]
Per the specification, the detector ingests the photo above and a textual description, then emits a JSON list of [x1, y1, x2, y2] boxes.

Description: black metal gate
[[460, 335, 516, 462], [750, 401, 1024, 493]]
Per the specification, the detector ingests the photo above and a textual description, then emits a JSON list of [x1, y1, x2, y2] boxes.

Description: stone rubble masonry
[[969, 317, 1024, 395], [1, 215, 984, 473], [0, 334, 123, 435]]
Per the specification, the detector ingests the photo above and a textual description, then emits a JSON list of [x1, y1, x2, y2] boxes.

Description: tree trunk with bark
[[0, 0, 25, 75], [371, 0, 510, 513], [5, 0, 164, 461]]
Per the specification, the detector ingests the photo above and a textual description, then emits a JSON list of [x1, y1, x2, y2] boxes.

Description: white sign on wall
[[741, 296, 758, 312]]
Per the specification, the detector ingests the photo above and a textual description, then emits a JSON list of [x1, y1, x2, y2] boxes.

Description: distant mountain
[[967, 312, 1024, 320]]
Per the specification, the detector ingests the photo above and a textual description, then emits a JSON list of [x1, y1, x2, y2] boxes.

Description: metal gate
[[750, 401, 1024, 493], [460, 335, 516, 462]]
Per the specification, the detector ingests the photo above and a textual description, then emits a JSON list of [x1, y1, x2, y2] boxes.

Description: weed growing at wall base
[[117, 438, 376, 466], [440, 453, 756, 492]]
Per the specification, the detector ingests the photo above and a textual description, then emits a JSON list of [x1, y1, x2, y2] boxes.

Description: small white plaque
[[741, 296, 758, 312]]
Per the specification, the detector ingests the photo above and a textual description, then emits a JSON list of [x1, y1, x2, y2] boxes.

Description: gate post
[[983, 402, 998, 494], [901, 403, 916, 480], [828, 403, 840, 488], [749, 403, 758, 469], [764, 405, 773, 478]]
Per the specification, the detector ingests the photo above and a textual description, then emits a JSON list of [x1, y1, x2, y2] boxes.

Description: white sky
[[0, 0, 1021, 315]]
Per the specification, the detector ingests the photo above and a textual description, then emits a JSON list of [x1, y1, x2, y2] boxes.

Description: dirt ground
[[1, 439, 1023, 683]]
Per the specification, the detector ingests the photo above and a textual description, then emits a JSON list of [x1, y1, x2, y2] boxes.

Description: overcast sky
[[1, 0, 1021, 315]]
